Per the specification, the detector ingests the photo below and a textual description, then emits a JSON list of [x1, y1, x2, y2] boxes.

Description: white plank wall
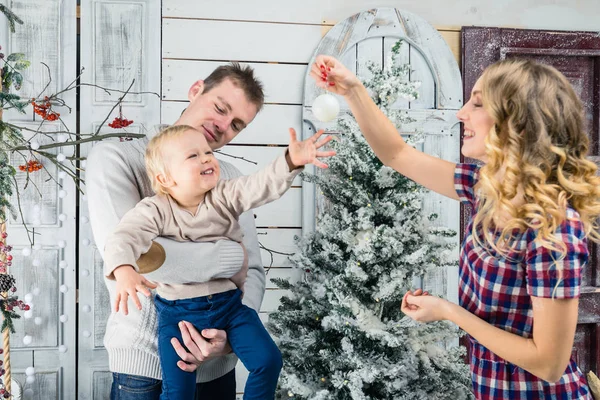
[[161, 3, 463, 396]]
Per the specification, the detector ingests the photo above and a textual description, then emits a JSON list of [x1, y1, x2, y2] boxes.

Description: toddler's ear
[[156, 173, 175, 188]]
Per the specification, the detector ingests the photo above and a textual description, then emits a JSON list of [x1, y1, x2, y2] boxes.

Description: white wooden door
[[0, 0, 77, 398], [302, 8, 463, 302], [78, 1, 161, 398]]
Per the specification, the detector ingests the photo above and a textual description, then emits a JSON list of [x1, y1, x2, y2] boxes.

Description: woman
[[312, 56, 599, 399]]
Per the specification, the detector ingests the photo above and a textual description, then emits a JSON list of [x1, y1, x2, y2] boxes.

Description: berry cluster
[[31, 97, 60, 121], [108, 116, 134, 129], [18, 160, 43, 173]]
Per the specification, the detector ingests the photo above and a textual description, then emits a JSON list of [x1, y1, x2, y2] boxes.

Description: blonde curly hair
[[472, 58, 600, 270]]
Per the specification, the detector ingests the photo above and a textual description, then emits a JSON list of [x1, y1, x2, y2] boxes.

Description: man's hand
[[113, 265, 157, 315], [286, 128, 336, 170], [171, 321, 232, 372]]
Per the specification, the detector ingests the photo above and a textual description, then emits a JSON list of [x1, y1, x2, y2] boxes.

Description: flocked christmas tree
[[269, 41, 473, 400]]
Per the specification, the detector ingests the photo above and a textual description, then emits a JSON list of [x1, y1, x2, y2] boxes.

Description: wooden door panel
[[462, 26, 600, 375]]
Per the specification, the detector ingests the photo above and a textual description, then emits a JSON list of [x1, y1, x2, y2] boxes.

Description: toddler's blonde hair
[[145, 125, 197, 195]]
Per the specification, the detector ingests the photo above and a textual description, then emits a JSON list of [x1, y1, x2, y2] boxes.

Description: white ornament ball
[[83, 305, 91, 313], [32, 243, 42, 251], [26, 375, 35, 384], [57, 134, 68, 142], [56, 153, 66, 163], [59, 260, 67, 269], [81, 269, 90, 277], [24, 293, 33, 303], [58, 240, 66, 248], [24, 388, 34, 399], [23, 310, 33, 319], [34, 317, 43, 325], [22, 247, 32, 257], [59, 314, 68, 323], [59, 345, 67, 353], [59, 285, 68, 293], [82, 238, 90, 246], [82, 330, 91, 338], [58, 190, 67, 198], [25, 366, 35, 376], [33, 287, 41, 296], [32, 259, 41, 267], [22, 335, 33, 345], [58, 213, 67, 221], [58, 171, 66, 180], [30, 141, 40, 150], [312, 93, 340, 122]]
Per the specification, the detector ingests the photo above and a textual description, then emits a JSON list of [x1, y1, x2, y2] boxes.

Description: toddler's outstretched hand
[[287, 128, 336, 169]]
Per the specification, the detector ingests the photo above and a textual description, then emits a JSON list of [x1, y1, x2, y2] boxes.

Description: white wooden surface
[[163, 0, 600, 31], [0, 0, 77, 398], [78, 0, 161, 398]]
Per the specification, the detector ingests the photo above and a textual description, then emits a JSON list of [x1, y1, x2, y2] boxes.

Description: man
[[87, 63, 266, 399]]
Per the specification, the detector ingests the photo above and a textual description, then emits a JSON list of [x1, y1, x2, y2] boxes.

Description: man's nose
[[214, 115, 232, 135]]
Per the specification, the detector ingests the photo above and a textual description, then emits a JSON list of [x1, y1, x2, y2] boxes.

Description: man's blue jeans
[[155, 289, 282, 400], [110, 369, 236, 400]]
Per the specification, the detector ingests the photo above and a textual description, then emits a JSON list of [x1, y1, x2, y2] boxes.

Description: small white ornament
[[59, 285, 68, 293], [82, 330, 91, 338], [58, 240, 66, 248], [31, 259, 41, 267], [32, 243, 42, 251], [23, 310, 33, 319], [22, 335, 33, 345], [59, 314, 68, 323], [34, 317, 43, 325], [24, 293, 33, 303], [81, 269, 90, 277], [56, 153, 66, 163], [83, 305, 91, 313], [58, 345, 67, 353], [26, 375, 35, 384], [32, 287, 41, 296], [81, 216, 89, 224], [24, 388, 34, 399], [58, 213, 67, 221], [59, 260, 67, 268], [58, 190, 67, 198], [25, 366, 35, 376], [22, 247, 32, 257], [57, 134, 68, 142], [29, 141, 40, 150], [312, 93, 340, 122], [82, 238, 90, 246], [58, 171, 66, 180]]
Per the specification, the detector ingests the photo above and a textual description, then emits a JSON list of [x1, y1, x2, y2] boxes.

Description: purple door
[[461, 26, 600, 376]]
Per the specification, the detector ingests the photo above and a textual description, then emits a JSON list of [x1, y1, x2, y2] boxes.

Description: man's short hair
[[203, 63, 265, 111]]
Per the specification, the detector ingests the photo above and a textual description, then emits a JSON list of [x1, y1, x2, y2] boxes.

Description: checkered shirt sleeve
[[525, 210, 588, 299], [454, 163, 481, 207]]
